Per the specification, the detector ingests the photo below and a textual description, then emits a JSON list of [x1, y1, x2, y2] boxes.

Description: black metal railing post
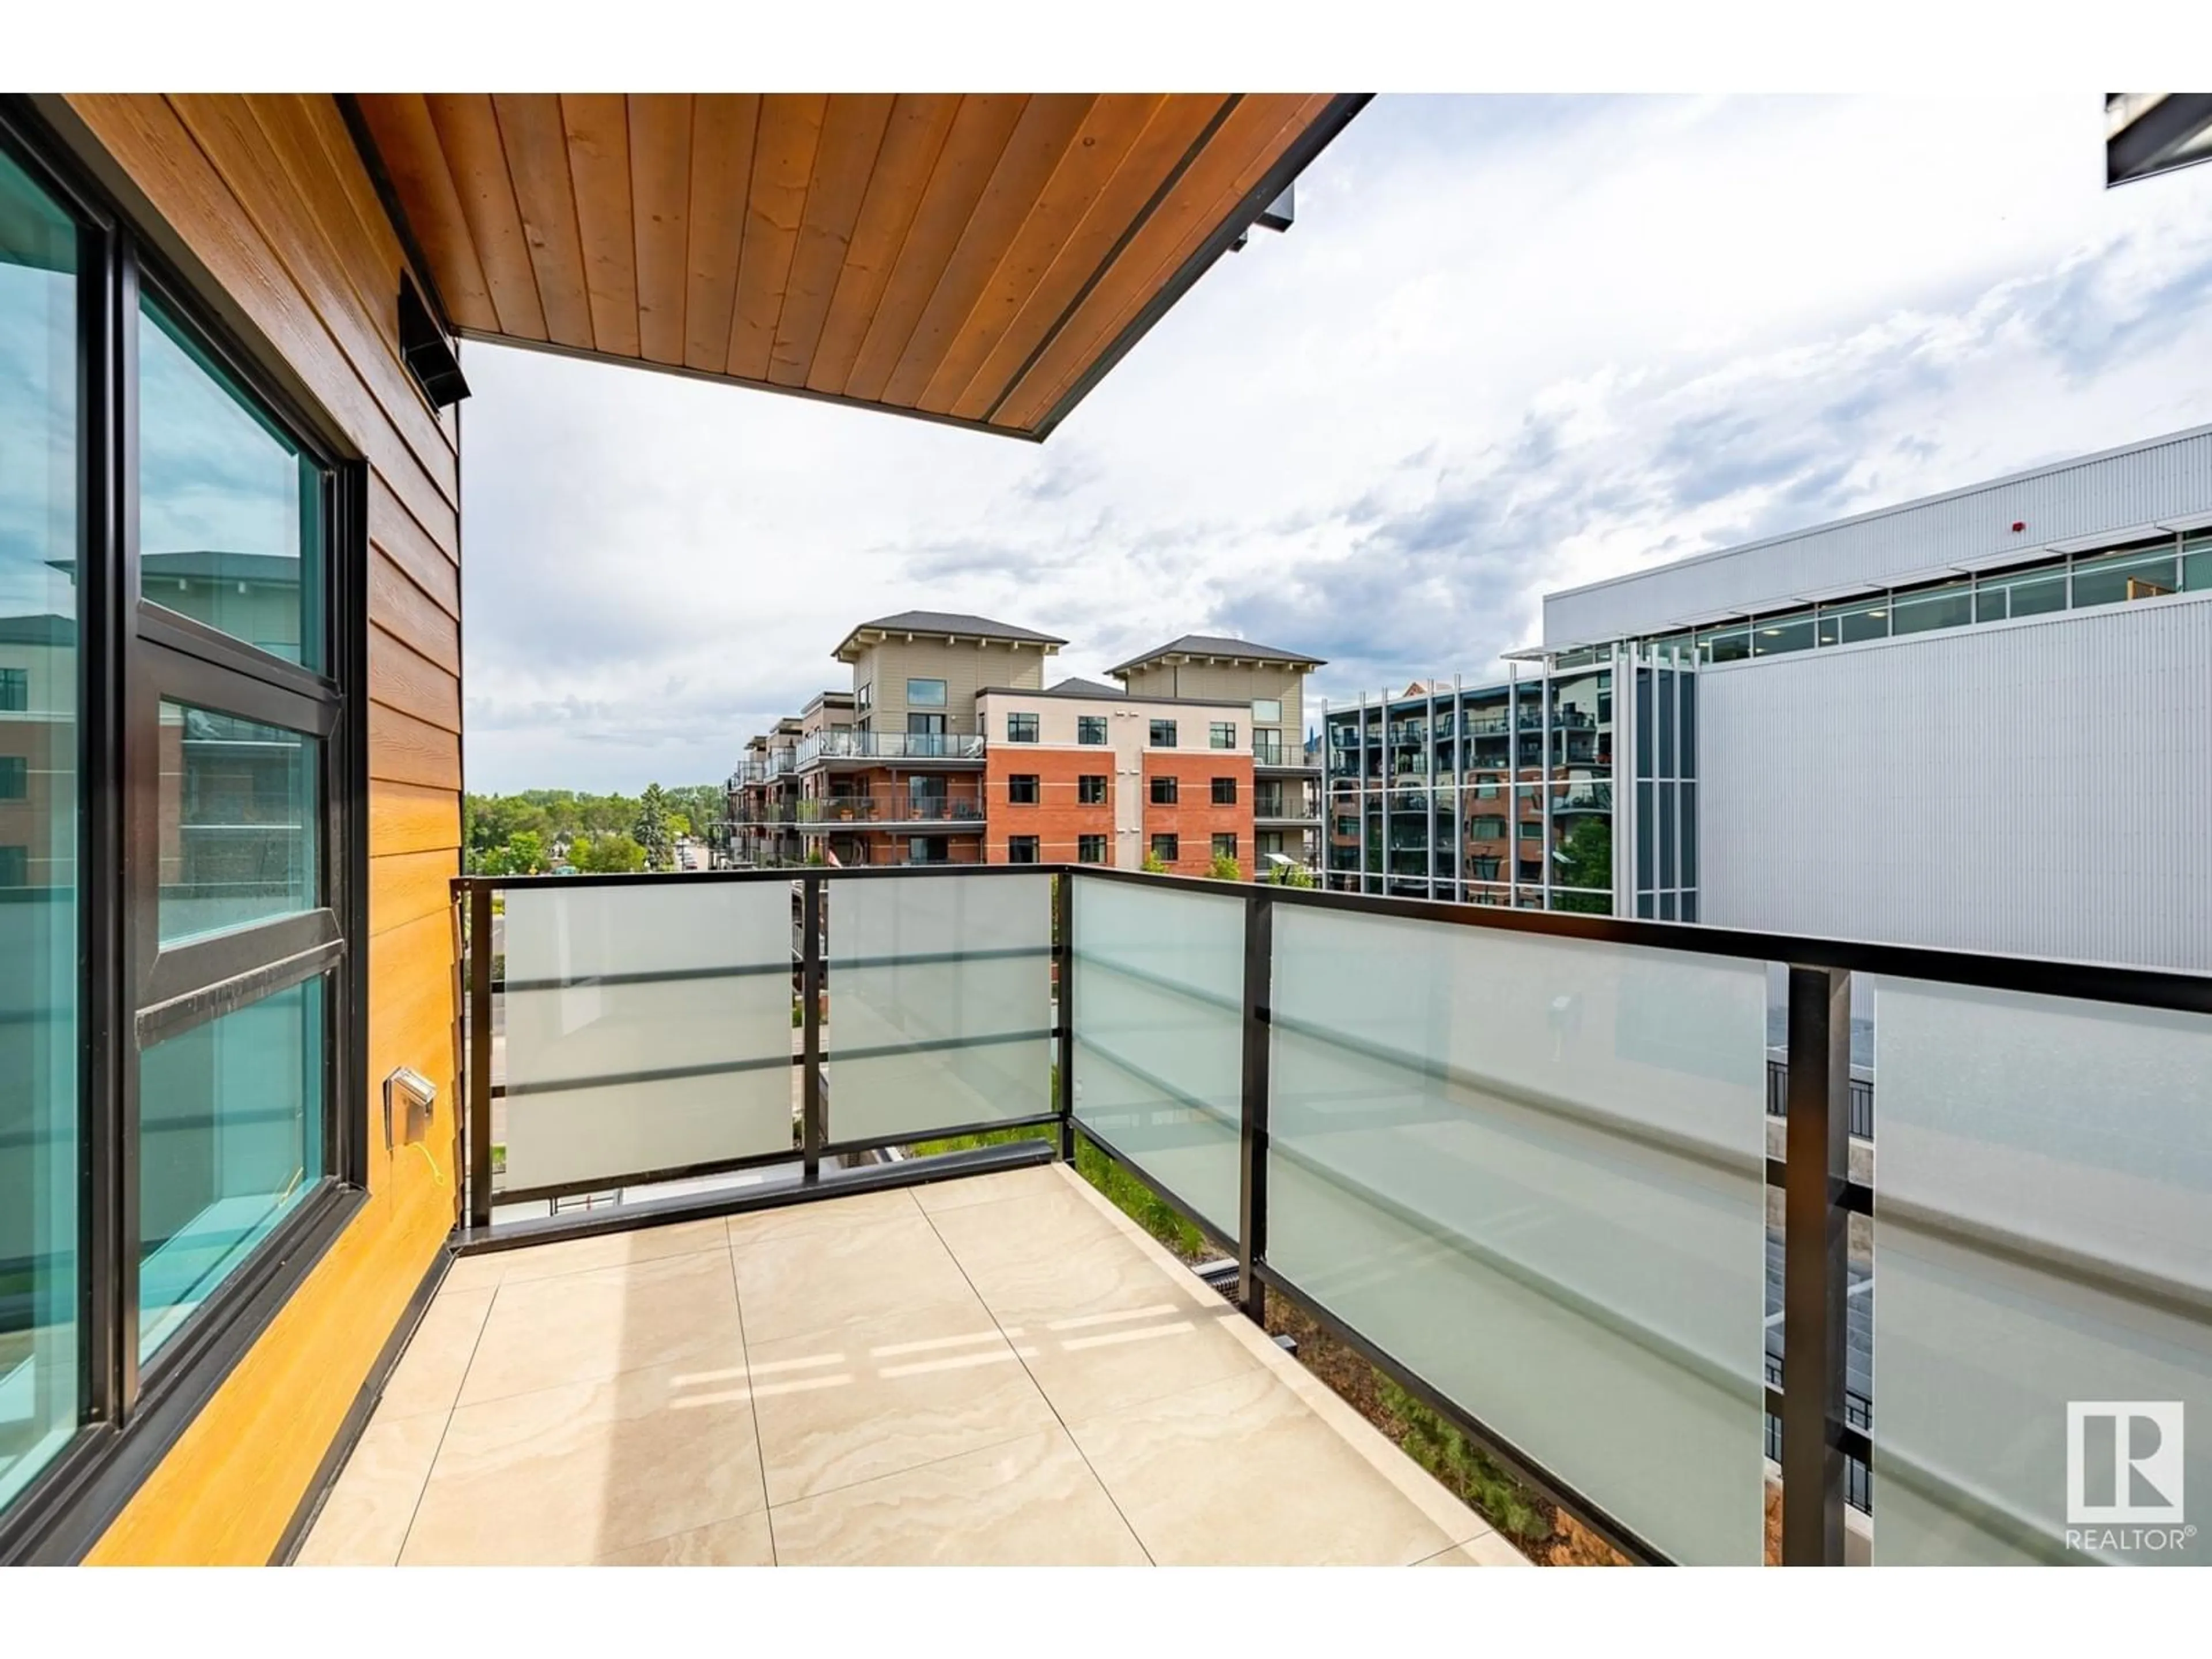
[[1781, 963, 1850, 1565], [466, 880, 493, 1234], [1237, 889, 1274, 1324], [1055, 872, 1075, 1163], [801, 874, 825, 1183]]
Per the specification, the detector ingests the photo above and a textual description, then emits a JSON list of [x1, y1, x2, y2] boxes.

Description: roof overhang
[[2106, 93, 2212, 188], [831, 623, 1067, 662], [347, 93, 1368, 441]]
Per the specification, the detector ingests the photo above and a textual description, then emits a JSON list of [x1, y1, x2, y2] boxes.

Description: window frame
[[1209, 721, 1236, 749], [1077, 773, 1107, 805], [1076, 834, 1108, 864], [1005, 711, 1038, 743], [1150, 774, 1179, 805], [1149, 833, 1179, 863], [1210, 775, 1237, 806], [1007, 773, 1040, 805], [1148, 718, 1176, 748], [1007, 835, 1040, 864], [1075, 714, 1107, 745], [0, 104, 369, 1565]]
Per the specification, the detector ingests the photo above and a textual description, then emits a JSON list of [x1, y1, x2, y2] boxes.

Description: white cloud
[[460, 93, 2212, 791]]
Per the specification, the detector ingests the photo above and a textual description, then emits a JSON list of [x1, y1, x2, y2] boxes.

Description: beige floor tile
[[1421, 1529, 1532, 1566], [929, 1194, 1209, 1328], [1069, 1368, 1461, 1566], [725, 1185, 919, 1245], [376, 1289, 494, 1421], [747, 1305, 1059, 1506], [908, 1162, 1063, 1214], [593, 1511, 777, 1566], [439, 1252, 507, 1294], [478, 1218, 732, 1289], [296, 1411, 448, 1566], [459, 1249, 744, 1407], [768, 1427, 1149, 1566], [400, 1358, 766, 1565], [729, 1212, 982, 1343], [1013, 1295, 1265, 1423]]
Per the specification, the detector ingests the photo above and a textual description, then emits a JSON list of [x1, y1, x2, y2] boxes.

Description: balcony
[[355, 868, 2212, 1568], [737, 798, 987, 828], [797, 731, 988, 766]]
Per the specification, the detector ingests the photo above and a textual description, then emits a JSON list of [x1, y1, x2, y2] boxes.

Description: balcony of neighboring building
[[796, 730, 990, 769]]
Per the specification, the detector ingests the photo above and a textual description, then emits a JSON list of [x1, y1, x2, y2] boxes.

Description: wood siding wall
[[52, 94, 464, 1565]]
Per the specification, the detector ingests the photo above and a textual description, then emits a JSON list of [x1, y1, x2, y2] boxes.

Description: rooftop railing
[[452, 865, 2212, 1569], [796, 731, 988, 766]]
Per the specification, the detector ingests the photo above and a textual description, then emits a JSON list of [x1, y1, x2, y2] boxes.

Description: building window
[[0, 124, 364, 1520], [1211, 776, 1237, 805], [1077, 714, 1107, 744], [1077, 834, 1108, 863], [1210, 721, 1236, 749], [1078, 774, 1107, 805], [1149, 719, 1176, 747], [1519, 820, 1545, 840], [1252, 698, 1282, 724], [1008, 835, 1040, 863], [856, 681, 872, 710], [1006, 711, 1039, 743], [1472, 855, 1501, 880], [1253, 729, 1283, 766], [907, 677, 947, 707], [1009, 774, 1040, 804], [1150, 834, 1179, 863], [908, 835, 949, 864], [1213, 832, 1237, 862], [1150, 775, 1179, 805], [1469, 816, 1506, 839]]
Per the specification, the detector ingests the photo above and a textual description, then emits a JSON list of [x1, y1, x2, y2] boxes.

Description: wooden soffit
[[348, 93, 1367, 440]]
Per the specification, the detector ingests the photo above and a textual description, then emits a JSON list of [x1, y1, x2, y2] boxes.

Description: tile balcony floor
[[298, 1162, 1527, 1567]]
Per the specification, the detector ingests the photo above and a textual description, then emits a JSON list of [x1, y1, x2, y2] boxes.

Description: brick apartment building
[[725, 612, 1323, 876]]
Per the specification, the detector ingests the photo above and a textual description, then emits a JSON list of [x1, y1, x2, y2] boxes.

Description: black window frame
[[1150, 833, 1179, 863], [1210, 775, 1237, 806], [1212, 832, 1237, 862], [1006, 835, 1041, 864], [0, 103, 370, 1566], [1076, 714, 1107, 745], [0, 752, 25, 799], [1209, 721, 1236, 749], [1150, 775, 1179, 805], [1148, 719, 1176, 748], [1005, 711, 1039, 744], [1007, 773, 1040, 805], [1077, 774, 1107, 805], [1077, 834, 1108, 863]]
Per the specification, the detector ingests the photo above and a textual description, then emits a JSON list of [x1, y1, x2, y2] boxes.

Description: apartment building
[[975, 678, 1254, 873], [1107, 634, 1326, 870]]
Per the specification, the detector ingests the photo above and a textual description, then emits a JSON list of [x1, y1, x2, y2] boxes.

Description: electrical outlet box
[[384, 1067, 437, 1149]]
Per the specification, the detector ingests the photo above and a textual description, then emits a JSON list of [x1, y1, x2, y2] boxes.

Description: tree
[[633, 783, 673, 872], [667, 810, 693, 840], [505, 830, 547, 876], [1141, 849, 1169, 874], [574, 832, 646, 873], [1268, 860, 1317, 889], [1551, 817, 1612, 914], [1209, 851, 1243, 881]]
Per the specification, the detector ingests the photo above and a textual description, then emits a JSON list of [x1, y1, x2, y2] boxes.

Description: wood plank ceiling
[[349, 93, 1365, 438]]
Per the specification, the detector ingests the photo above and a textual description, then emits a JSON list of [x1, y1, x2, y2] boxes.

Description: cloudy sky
[[460, 93, 2212, 794]]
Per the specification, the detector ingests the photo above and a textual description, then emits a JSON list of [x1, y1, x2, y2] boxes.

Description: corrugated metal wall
[[1546, 425, 2212, 645], [1698, 593, 2212, 969]]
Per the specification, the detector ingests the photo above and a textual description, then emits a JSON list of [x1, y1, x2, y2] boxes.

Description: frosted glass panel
[[1071, 879, 1244, 1240], [825, 874, 1051, 1144], [1870, 978, 2212, 1566], [1268, 906, 1768, 1565], [503, 881, 793, 1191]]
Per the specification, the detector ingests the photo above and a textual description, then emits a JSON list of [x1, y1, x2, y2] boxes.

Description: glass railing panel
[[502, 881, 794, 1192], [825, 872, 1051, 1143], [1868, 976, 2212, 1565], [1071, 878, 1244, 1241], [1267, 904, 1770, 1564]]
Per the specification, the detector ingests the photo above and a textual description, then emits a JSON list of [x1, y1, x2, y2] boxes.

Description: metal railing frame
[[450, 862, 2212, 1568]]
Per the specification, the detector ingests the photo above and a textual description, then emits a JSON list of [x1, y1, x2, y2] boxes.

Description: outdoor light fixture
[[397, 271, 470, 407]]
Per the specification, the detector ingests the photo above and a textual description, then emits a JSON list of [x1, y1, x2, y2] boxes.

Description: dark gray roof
[[1046, 676, 1126, 698], [848, 611, 1067, 645], [1108, 633, 1326, 674]]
